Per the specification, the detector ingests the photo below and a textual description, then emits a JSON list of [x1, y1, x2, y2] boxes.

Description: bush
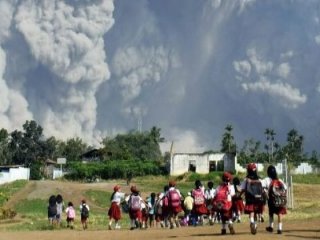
[[0, 208, 16, 220], [65, 160, 166, 181]]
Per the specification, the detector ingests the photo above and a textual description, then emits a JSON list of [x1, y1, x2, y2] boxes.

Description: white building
[[0, 166, 30, 184], [170, 152, 242, 175]]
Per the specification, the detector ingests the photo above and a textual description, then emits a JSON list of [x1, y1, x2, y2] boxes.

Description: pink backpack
[[193, 189, 205, 206], [168, 189, 181, 207], [130, 195, 141, 211], [67, 207, 75, 218]]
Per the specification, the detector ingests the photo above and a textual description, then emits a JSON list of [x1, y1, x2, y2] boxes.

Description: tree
[[264, 128, 276, 163], [221, 124, 236, 154], [61, 137, 88, 162], [238, 138, 261, 164], [283, 129, 304, 166], [0, 128, 10, 165], [102, 127, 164, 162], [21, 120, 45, 166]]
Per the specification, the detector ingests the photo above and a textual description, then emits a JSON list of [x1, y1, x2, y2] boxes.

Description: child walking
[[205, 181, 215, 225], [80, 199, 90, 230], [128, 185, 143, 230], [108, 185, 125, 230], [265, 165, 287, 234], [166, 180, 183, 229], [147, 193, 156, 228], [212, 172, 235, 235], [56, 194, 65, 226], [240, 163, 266, 235], [191, 180, 207, 226], [65, 201, 76, 229], [231, 177, 244, 223]]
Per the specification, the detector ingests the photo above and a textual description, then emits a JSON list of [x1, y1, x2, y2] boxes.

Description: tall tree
[[62, 137, 88, 162], [221, 124, 236, 154], [283, 129, 304, 166], [264, 128, 276, 163], [0, 128, 10, 165]]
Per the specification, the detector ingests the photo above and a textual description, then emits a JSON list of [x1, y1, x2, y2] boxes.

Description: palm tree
[[264, 128, 276, 162], [221, 124, 236, 154]]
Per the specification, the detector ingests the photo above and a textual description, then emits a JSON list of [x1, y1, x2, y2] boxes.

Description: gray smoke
[[0, 0, 114, 145]]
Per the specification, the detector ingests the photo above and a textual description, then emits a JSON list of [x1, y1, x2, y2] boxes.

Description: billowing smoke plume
[[0, 0, 114, 145], [2, 0, 320, 153]]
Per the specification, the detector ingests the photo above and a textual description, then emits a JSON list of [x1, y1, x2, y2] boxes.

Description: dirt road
[[0, 219, 319, 240]]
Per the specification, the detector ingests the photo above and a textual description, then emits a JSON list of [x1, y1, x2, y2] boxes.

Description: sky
[[1, 0, 320, 154]]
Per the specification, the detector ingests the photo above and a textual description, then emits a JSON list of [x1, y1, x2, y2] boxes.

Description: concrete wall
[[170, 153, 237, 175], [0, 167, 30, 185]]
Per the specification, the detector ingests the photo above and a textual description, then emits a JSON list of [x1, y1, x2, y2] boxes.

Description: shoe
[[221, 229, 227, 235], [237, 219, 241, 223], [277, 230, 282, 234], [266, 227, 273, 232], [130, 227, 135, 230], [228, 224, 235, 235], [260, 216, 264, 223], [250, 223, 257, 235], [115, 225, 121, 230]]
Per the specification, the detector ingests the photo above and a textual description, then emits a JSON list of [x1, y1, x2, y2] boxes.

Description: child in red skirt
[[212, 172, 235, 235], [108, 185, 125, 230], [128, 185, 143, 230], [240, 163, 266, 235], [265, 165, 287, 234], [231, 177, 244, 223], [166, 181, 183, 229], [191, 180, 207, 226]]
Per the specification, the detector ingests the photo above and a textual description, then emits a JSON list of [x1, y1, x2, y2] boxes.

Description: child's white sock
[[269, 216, 274, 228], [278, 222, 282, 231], [250, 217, 255, 223]]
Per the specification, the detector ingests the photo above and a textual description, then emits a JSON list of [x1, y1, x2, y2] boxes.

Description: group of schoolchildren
[[108, 163, 288, 235], [47, 194, 90, 230]]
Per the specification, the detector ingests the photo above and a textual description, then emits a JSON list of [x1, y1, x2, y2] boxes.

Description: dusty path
[[0, 219, 319, 240]]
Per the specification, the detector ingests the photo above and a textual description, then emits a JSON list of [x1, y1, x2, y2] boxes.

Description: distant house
[[169, 152, 243, 175], [80, 149, 104, 162], [44, 159, 57, 179], [0, 165, 30, 184]]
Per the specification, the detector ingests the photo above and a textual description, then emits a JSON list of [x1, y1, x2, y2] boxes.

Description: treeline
[[0, 120, 319, 181], [66, 161, 166, 181], [0, 120, 166, 180], [221, 124, 319, 167]]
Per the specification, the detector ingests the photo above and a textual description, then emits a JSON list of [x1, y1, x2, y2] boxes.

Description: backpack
[[67, 207, 75, 219], [130, 195, 141, 211], [81, 204, 89, 218], [168, 189, 181, 207], [162, 195, 169, 208], [193, 189, 205, 206], [48, 204, 57, 216], [212, 184, 232, 211], [269, 179, 287, 208], [245, 178, 264, 204]]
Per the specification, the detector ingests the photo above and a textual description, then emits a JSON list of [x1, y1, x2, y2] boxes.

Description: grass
[[0, 180, 28, 207], [292, 174, 320, 184], [1, 174, 320, 231]]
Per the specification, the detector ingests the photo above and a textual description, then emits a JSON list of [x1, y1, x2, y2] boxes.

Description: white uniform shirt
[[205, 188, 215, 200], [111, 192, 125, 205]]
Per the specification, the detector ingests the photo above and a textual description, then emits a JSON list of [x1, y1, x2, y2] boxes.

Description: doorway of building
[[209, 161, 217, 172], [188, 160, 196, 172]]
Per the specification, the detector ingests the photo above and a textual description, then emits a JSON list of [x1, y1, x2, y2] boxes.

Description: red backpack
[[193, 189, 205, 206], [168, 189, 181, 207], [269, 179, 287, 208], [212, 184, 232, 211]]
